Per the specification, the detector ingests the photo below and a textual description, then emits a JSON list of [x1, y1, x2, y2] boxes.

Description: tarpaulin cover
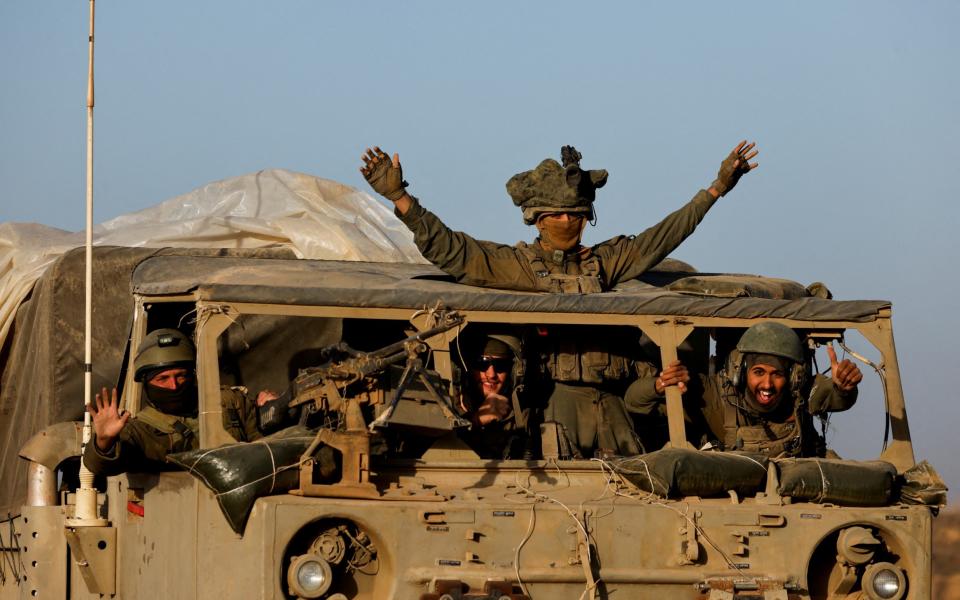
[[0, 169, 425, 352], [898, 460, 948, 506], [0, 169, 426, 515]]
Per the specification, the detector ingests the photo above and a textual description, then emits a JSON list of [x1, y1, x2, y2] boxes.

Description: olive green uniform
[[219, 385, 263, 443], [397, 190, 717, 292], [398, 191, 717, 457], [457, 409, 528, 460], [83, 406, 199, 477], [83, 386, 263, 477], [625, 373, 857, 457]]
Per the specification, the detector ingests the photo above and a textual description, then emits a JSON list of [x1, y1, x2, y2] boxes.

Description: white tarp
[[0, 168, 426, 349]]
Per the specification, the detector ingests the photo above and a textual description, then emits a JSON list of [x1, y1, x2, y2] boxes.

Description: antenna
[[68, 0, 107, 528]]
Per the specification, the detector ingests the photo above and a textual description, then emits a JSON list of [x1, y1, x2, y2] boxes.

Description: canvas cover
[[131, 256, 891, 322]]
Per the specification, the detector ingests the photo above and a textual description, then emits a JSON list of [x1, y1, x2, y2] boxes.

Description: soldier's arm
[[220, 386, 263, 442], [624, 360, 689, 414], [397, 196, 541, 290], [595, 189, 718, 285], [597, 141, 759, 286], [807, 373, 859, 414], [360, 146, 537, 289], [82, 431, 147, 477], [807, 347, 863, 414]]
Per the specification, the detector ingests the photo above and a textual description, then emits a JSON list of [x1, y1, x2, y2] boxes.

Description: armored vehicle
[[0, 249, 943, 599]]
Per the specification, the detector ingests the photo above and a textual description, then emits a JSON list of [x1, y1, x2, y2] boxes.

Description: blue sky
[[2, 2, 958, 500]]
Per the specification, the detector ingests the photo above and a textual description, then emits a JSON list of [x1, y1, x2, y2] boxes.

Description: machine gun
[[280, 310, 470, 434], [283, 309, 469, 499]]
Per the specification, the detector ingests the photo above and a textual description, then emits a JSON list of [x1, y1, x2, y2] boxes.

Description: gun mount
[[289, 309, 469, 499]]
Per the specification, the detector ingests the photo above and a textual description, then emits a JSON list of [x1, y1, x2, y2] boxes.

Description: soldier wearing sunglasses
[[457, 332, 531, 460]]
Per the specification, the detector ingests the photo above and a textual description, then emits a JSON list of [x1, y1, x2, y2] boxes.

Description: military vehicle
[[0, 248, 944, 599]]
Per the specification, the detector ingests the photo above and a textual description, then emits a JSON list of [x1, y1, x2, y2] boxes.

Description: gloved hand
[[360, 146, 408, 201], [711, 140, 758, 196]]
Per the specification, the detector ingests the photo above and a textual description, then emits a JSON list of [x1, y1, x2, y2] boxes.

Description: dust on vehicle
[[0, 250, 946, 600]]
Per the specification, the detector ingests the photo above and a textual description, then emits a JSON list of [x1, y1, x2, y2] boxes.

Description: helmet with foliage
[[506, 146, 608, 225]]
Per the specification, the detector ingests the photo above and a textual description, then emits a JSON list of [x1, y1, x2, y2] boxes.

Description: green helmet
[[506, 145, 608, 225], [736, 322, 804, 364], [133, 328, 196, 382], [483, 333, 521, 357]]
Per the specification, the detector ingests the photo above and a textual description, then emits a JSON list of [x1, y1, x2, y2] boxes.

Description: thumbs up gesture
[[827, 345, 863, 392]]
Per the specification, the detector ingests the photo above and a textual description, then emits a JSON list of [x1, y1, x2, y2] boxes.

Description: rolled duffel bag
[[775, 458, 897, 506], [168, 426, 337, 534], [612, 448, 769, 498]]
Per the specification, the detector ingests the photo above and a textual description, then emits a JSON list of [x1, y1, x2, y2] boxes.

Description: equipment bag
[[775, 458, 897, 506], [168, 426, 337, 534], [613, 448, 769, 498]]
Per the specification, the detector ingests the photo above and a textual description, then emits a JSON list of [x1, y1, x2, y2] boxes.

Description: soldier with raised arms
[[360, 142, 759, 458]]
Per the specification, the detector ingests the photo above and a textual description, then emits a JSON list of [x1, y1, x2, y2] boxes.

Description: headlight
[[863, 562, 906, 600], [287, 554, 333, 599]]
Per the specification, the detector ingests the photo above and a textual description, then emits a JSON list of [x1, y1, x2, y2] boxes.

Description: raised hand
[[256, 390, 280, 407], [710, 140, 759, 197], [656, 359, 690, 395], [474, 393, 511, 426], [87, 387, 130, 451], [827, 345, 863, 392], [360, 146, 408, 201]]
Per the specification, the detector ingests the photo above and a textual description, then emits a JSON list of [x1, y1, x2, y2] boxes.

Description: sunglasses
[[472, 356, 512, 373]]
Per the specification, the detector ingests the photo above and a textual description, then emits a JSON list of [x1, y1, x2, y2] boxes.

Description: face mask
[[144, 382, 198, 417], [536, 214, 585, 251]]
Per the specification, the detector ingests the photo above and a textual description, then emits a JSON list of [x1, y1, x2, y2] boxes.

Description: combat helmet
[[133, 328, 196, 382], [731, 322, 807, 415], [736, 322, 804, 364], [506, 146, 608, 225], [482, 332, 521, 358]]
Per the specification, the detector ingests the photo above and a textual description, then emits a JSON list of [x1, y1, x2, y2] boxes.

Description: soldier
[[626, 322, 863, 457], [360, 142, 758, 458], [457, 331, 531, 460], [83, 328, 262, 476], [360, 142, 757, 292]]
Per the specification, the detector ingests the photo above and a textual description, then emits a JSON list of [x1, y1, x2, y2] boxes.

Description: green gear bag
[[612, 448, 770, 498], [167, 426, 338, 534], [775, 458, 897, 506]]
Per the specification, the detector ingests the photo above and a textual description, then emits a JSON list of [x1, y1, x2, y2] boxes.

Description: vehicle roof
[[132, 255, 890, 323]]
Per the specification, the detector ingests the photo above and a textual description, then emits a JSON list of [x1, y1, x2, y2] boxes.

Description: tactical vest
[[516, 243, 634, 384], [515, 242, 604, 294], [136, 406, 199, 452], [719, 384, 823, 458]]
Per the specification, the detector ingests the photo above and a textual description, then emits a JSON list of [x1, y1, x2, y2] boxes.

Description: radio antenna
[[68, 0, 107, 528]]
